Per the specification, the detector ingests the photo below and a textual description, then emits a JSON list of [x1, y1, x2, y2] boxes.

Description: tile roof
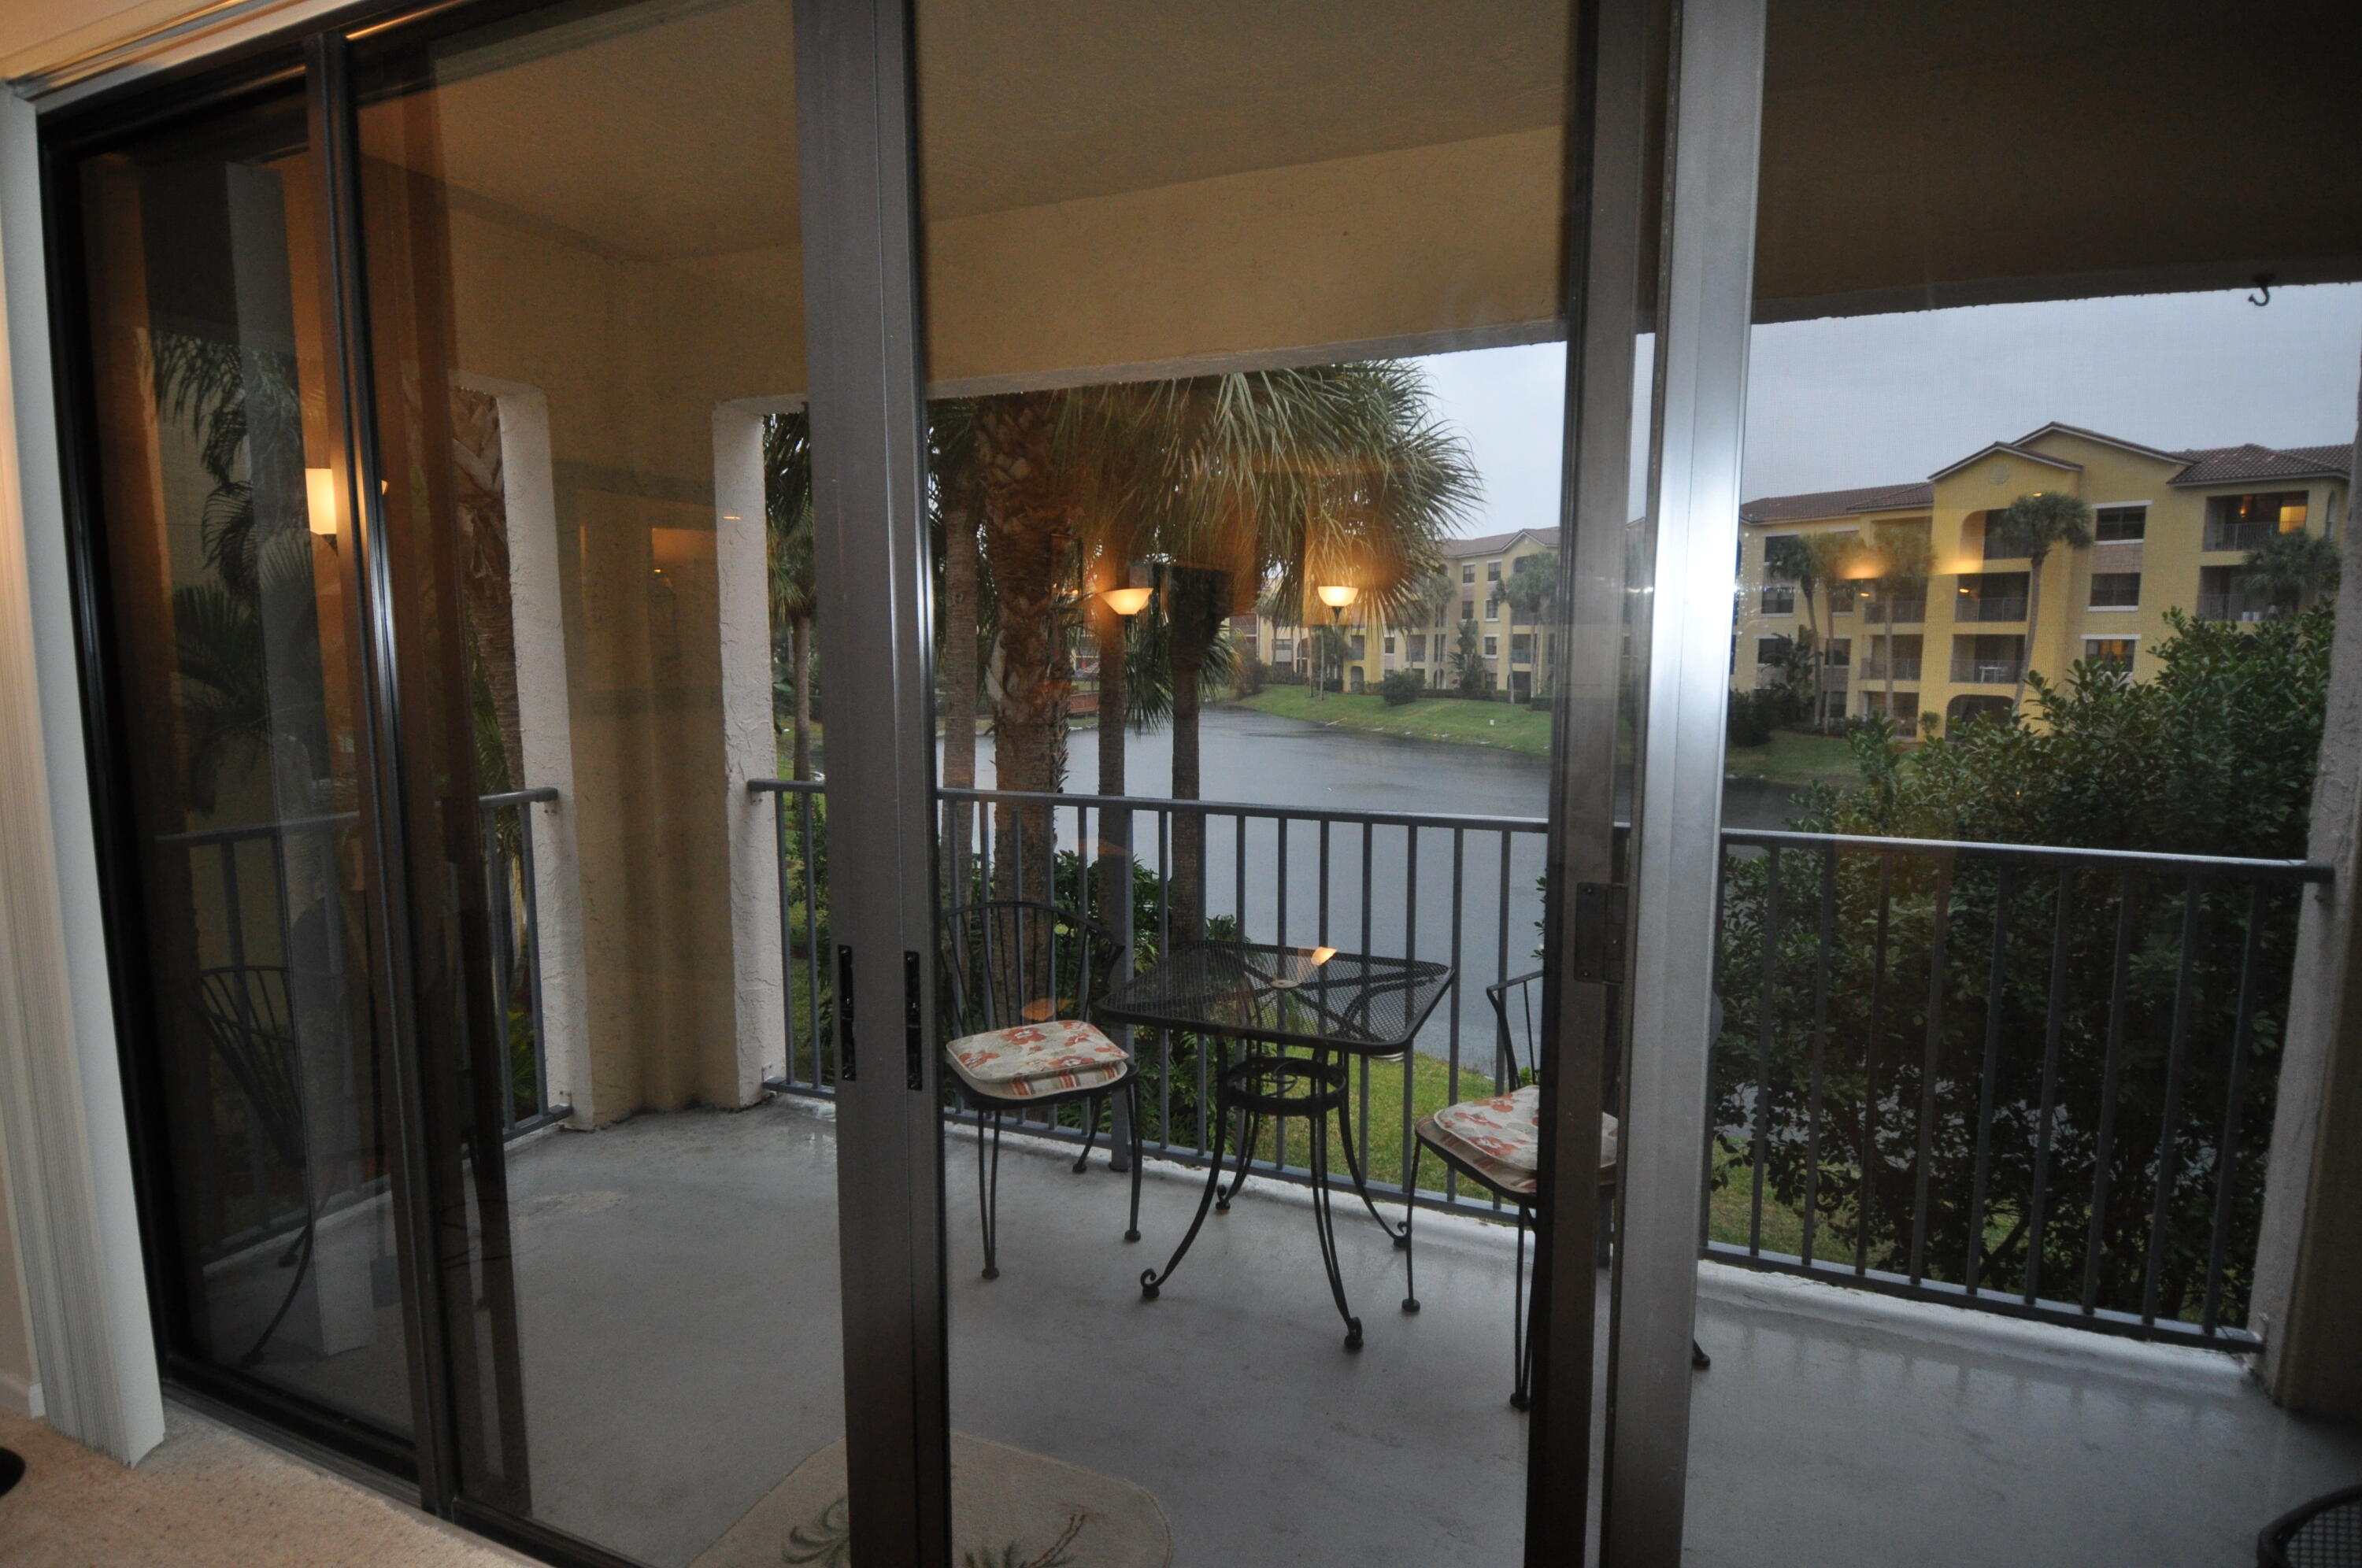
[[1739, 431, 2350, 523], [2168, 442, 2353, 486], [1440, 527, 1560, 557], [1739, 482, 1932, 525]]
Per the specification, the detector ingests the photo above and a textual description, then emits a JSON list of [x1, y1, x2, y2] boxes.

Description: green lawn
[[1229, 687, 1553, 755], [1720, 727, 1862, 789]]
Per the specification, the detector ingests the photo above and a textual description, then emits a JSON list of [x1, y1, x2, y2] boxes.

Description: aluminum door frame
[[794, 3, 953, 1566], [1601, 0, 1768, 1562]]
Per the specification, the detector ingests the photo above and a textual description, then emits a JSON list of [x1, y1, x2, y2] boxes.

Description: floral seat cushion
[[944, 1018, 1130, 1100], [1416, 1085, 1619, 1196]]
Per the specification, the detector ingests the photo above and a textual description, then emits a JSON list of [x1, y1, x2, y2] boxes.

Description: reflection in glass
[[354, 1, 834, 1559], [76, 91, 411, 1433]]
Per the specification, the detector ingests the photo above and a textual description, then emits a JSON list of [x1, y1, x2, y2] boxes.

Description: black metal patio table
[[1096, 941, 1453, 1350]]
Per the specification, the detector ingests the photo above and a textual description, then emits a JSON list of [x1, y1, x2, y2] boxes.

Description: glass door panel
[[70, 83, 417, 1441], [916, 5, 1601, 1561], [1675, 3, 2362, 1562], [350, 2, 835, 1559]]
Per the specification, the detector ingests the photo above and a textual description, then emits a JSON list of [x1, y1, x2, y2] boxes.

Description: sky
[[1416, 283, 2362, 538]]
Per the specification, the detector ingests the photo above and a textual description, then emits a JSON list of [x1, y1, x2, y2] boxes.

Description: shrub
[[1379, 669, 1423, 706], [1727, 689, 1779, 747]]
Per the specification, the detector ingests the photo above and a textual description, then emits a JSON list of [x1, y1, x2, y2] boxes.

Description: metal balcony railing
[[1956, 597, 2029, 624], [1860, 600, 1926, 625], [1714, 830, 2327, 1344], [751, 779, 2327, 1347], [2203, 523, 2274, 553], [161, 789, 564, 1262], [1951, 658, 2023, 684], [2196, 594, 2283, 623], [1857, 658, 1921, 682]]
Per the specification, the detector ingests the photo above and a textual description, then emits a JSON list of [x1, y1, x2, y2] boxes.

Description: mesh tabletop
[[1097, 941, 1453, 1055]]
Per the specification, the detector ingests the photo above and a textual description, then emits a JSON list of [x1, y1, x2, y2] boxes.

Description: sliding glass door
[[48, 1, 1722, 1563]]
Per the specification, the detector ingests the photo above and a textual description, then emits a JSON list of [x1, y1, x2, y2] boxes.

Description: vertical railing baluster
[[1317, 819, 1331, 947], [1749, 847, 1782, 1257], [2024, 866, 2075, 1307], [1964, 864, 2013, 1295], [1857, 852, 1894, 1277], [1799, 842, 1837, 1267], [2140, 875, 2207, 1327], [1448, 827, 1466, 1207], [807, 791, 827, 1086], [2201, 881, 2266, 1336], [1908, 858, 1955, 1285], [520, 797, 550, 1116], [2082, 876, 2141, 1316], [1401, 825, 1420, 1199]]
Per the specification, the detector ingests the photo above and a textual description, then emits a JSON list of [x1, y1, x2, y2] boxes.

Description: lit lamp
[[305, 468, 340, 543], [1315, 583, 1359, 696], [1101, 585, 1154, 617]]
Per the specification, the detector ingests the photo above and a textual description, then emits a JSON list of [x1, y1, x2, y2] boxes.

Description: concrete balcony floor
[[211, 1097, 2362, 1566]]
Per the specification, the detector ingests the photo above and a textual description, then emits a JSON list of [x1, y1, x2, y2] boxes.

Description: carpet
[[0, 1405, 528, 1567], [690, 1433, 1172, 1568]]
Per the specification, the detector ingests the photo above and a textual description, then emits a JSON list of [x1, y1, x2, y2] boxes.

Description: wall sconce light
[[305, 468, 339, 541]]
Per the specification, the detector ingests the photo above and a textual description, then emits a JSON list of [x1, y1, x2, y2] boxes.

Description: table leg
[[1330, 1056, 1411, 1248], [1141, 1082, 1240, 1300], [1308, 1096, 1363, 1352]]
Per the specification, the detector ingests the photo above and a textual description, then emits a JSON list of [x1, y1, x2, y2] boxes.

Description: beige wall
[[0, 1118, 39, 1413]]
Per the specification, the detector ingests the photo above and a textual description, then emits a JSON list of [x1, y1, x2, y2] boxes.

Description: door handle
[[836, 945, 857, 1082], [903, 950, 925, 1091]]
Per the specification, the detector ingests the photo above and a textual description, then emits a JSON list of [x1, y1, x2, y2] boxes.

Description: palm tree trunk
[[2014, 550, 2045, 717], [974, 393, 1071, 906], [1093, 597, 1130, 931], [942, 495, 979, 902], [790, 614, 813, 781], [1167, 566, 1223, 938]]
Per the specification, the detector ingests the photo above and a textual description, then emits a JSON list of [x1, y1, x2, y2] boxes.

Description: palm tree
[[1989, 492, 2094, 716], [927, 401, 987, 894], [2241, 529, 2342, 611], [1079, 364, 1476, 932], [1499, 549, 1557, 699], [1408, 568, 1456, 690], [1853, 521, 1930, 728]]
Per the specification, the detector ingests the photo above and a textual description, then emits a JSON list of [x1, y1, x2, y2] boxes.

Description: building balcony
[[2202, 522, 2276, 554], [1950, 656, 2023, 684], [1857, 657, 1921, 682], [1859, 599, 1926, 625], [2197, 594, 2287, 623], [1954, 597, 2028, 624]]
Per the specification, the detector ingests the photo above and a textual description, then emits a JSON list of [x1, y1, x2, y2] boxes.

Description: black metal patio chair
[[195, 965, 316, 1366], [939, 900, 1142, 1279], [1401, 970, 1705, 1410]]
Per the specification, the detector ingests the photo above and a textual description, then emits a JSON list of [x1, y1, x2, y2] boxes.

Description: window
[[1511, 634, 1532, 663], [1349, 634, 1366, 660], [1461, 563, 1475, 584], [2206, 491, 2308, 552], [1757, 636, 1789, 666], [1760, 582, 1796, 616], [1274, 638, 1294, 663], [1978, 509, 2020, 560], [2089, 572, 2140, 608], [1486, 560, 1502, 581], [1408, 634, 1426, 662], [1383, 635, 1395, 654], [1483, 635, 1499, 656], [2085, 638, 2135, 671], [1825, 638, 1850, 668], [1485, 596, 1501, 621], [1461, 597, 1475, 620], [2094, 505, 2147, 541]]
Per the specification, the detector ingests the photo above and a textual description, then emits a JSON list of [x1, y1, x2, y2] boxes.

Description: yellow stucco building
[[1733, 423, 2350, 730], [1242, 527, 1564, 699]]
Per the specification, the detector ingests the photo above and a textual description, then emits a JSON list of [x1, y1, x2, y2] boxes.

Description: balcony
[[1857, 657, 1921, 682], [1860, 598, 1926, 625], [183, 784, 2348, 1566], [2203, 521, 2275, 554], [1954, 597, 2028, 625], [2197, 593, 2286, 623], [1950, 657, 2023, 684]]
